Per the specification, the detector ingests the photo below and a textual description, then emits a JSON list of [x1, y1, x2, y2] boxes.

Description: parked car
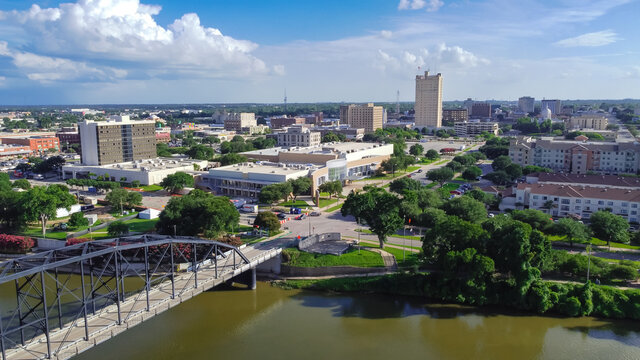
[[417, 169, 423, 173], [53, 223, 68, 231], [295, 214, 306, 220], [277, 213, 288, 220], [310, 212, 321, 216]]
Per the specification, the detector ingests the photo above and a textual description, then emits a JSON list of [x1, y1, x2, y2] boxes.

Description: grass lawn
[[417, 158, 437, 165], [282, 247, 384, 268], [319, 192, 330, 197], [22, 226, 68, 240], [326, 203, 343, 212], [362, 243, 421, 268], [279, 200, 311, 208], [318, 198, 338, 208], [125, 218, 160, 233], [141, 185, 163, 192], [432, 159, 449, 166], [406, 166, 421, 172], [548, 235, 640, 250], [355, 228, 422, 241]]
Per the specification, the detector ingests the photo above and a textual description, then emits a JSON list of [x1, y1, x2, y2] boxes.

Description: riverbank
[[272, 272, 640, 321]]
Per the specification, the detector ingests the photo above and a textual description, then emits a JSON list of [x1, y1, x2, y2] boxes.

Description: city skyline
[[0, 0, 638, 105]]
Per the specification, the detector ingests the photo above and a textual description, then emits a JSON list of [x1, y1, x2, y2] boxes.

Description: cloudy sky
[[0, 0, 638, 104]]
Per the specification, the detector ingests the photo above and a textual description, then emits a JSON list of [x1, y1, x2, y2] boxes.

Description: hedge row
[[0, 234, 35, 254]]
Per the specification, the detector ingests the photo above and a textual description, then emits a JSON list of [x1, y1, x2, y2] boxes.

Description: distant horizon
[[1, 99, 639, 109]]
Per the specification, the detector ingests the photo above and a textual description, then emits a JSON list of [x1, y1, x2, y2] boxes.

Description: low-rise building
[[0, 144, 32, 158], [277, 126, 321, 147], [1, 135, 60, 154], [454, 121, 499, 137], [270, 117, 307, 129], [515, 182, 640, 222], [526, 172, 640, 190], [56, 127, 81, 146], [62, 158, 208, 185], [316, 127, 364, 141], [470, 103, 491, 118], [565, 115, 608, 131], [202, 162, 316, 199], [509, 137, 640, 174]]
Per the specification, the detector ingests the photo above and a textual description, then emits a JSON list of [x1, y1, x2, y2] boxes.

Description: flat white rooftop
[[211, 162, 318, 176]]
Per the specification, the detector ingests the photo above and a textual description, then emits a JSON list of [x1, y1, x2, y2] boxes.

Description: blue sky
[[0, 0, 638, 105]]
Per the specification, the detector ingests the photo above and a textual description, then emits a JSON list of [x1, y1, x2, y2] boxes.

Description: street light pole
[[586, 237, 592, 283]]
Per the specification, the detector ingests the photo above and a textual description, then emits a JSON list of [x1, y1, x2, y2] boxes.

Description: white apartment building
[[277, 126, 321, 147], [515, 182, 640, 222], [518, 96, 535, 113], [509, 137, 640, 175], [453, 121, 499, 137], [415, 71, 443, 129], [224, 113, 256, 132], [339, 103, 383, 133]]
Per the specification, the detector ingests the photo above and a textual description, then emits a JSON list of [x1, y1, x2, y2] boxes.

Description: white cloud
[[554, 30, 620, 47], [0, 0, 274, 81], [380, 30, 393, 39], [398, 0, 443, 12]]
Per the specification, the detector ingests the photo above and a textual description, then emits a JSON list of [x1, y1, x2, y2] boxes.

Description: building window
[[575, 199, 581, 203]]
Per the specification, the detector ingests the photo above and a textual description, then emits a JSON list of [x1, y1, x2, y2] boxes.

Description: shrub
[[65, 238, 90, 246], [107, 221, 130, 237], [68, 212, 89, 228], [0, 234, 35, 254]]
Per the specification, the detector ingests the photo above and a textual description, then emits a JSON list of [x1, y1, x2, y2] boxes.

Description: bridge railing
[[0, 235, 251, 360]]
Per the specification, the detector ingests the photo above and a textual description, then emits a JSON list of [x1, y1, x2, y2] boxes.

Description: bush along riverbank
[[274, 273, 640, 320]]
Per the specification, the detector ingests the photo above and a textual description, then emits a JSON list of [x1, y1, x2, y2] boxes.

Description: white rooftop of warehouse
[[64, 157, 206, 171], [212, 162, 319, 175]]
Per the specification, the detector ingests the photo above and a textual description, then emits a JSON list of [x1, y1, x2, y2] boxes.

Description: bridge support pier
[[229, 268, 256, 290]]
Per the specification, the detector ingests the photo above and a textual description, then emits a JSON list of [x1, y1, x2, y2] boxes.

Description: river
[[65, 282, 640, 360]]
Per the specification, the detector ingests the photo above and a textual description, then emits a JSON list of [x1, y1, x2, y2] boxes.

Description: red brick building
[[1, 136, 60, 154]]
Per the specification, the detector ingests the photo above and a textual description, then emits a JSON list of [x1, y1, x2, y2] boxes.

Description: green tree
[[425, 149, 440, 160], [108, 221, 130, 237], [409, 143, 424, 156], [68, 212, 89, 228], [510, 209, 553, 231], [218, 153, 248, 166], [442, 196, 487, 223], [446, 161, 464, 173], [289, 177, 312, 201], [427, 167, 454, 187], [12, 179, 31, 190], [253, 211, 281, 235], [522, 165, 553, 175], [389, 177, 422, 194], [492, 155, 512, 171], [160, 172, 194, 194], [186, 144, 214, 160], [452, 154, 476, 166], [422, 215, 486, 264], [156, 190, 239, 237], [553, 218, 590, 248], [318, 180, 342, 198], [461, 166, 482, 181], [505, 163, 523, 180], [105, 188, 143, 212], [0, 191, 27, 231], [418, 207, 447, 228], [341, 188, 403, 249], [484, 170, 512, 185], [589, 210, 630, 245], [23, 185, 77, 236], [259, 182, 293, 204]]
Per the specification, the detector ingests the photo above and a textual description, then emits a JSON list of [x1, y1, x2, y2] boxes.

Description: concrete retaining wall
[[298, 232, 341, 251], [37, 238, 66, 250], [280, 264, 391, 277]]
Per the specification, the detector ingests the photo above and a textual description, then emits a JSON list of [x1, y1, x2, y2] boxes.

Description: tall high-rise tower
[[414, 71, 443, 128]]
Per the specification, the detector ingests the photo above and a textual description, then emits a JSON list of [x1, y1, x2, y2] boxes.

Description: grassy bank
[[282, 247, 384, 268]]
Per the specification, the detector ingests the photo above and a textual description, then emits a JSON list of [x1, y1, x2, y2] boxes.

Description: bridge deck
[[5, 243, 281, 360]]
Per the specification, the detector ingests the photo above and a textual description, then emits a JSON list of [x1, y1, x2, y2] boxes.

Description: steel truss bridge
[[0, 235, 282, 360]]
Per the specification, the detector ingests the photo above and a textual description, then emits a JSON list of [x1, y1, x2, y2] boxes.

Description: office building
[[339, 103, 383, 133], [224, 113, 256, 132], [509, 137, 640, 174], [518, 97, 535, 113], [316, 126, 365, 141], [56, 127, 81, 146], [442, 109, 468, 126], [78, 116, 156, 166], [414, 71, 443, 128], [541, 100, 562, 115], [470, 102, 491, 118], [277, 126, 321, 147], [454, 121, 499, 137], [565, 115, 608, 131]]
